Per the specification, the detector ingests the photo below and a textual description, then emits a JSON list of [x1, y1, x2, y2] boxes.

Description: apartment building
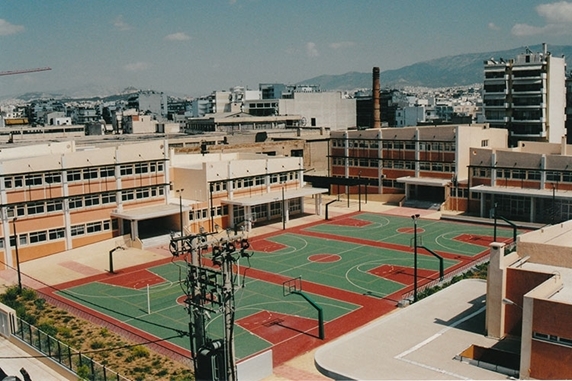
[[329, 124, 507, 210], [468, 139, 572, 224], [483, 44, 566, 146], [486, 222, 572, 379]]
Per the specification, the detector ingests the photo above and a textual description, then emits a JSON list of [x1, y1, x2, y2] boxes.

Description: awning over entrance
[[396, 176, 452, 187], [221, 187, 329, 207], [111, 203, 192, 221], [470, 185, 572, 200]]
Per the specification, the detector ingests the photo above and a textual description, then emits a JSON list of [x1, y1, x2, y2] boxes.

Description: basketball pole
[[411, 214, 420, 303], [147, 284, 151, 314]]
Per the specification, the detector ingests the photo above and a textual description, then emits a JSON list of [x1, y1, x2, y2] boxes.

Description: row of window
[[472, 168, 572, 183], [533, 332, 572, 347], [332, 158, 456, 173], [4, 186, 164, 218], [210, 172, 299, 193], [3, 162, 165, 189], [0, 219, 118, 249], [189, 206, 229, 221], [332, 140, 456, 151]]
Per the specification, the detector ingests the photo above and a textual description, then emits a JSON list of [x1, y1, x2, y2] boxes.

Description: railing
[[401, 255, 491, 302], [36, 290, 192, 368], [11, 315, 131, 381]]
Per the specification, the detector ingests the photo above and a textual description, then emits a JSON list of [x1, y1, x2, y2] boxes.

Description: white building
[[483, 44, 566, 145]]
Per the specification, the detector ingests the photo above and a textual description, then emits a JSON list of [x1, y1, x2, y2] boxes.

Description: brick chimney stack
[[373, 67, 381, 128]]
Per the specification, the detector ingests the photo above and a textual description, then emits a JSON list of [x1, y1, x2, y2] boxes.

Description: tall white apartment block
[[483, 44, 566, 146]]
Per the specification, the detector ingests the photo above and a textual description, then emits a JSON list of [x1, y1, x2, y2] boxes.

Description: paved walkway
[[0, 197, 442, 380]]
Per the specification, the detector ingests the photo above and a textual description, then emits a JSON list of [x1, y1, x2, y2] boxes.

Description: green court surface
[[50, 212, 525, 365]]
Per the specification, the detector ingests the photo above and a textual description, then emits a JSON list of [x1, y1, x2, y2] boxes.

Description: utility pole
[[169, 228, 252, 381]]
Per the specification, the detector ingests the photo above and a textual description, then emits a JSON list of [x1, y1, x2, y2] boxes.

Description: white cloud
[[488, 22, 500, 31], [0, 19, 24, 36], [536, 1, 572, 23], [306, 42, 319, 57], [329, 41, 355, 49], [113, 15, 131, 31], [165, 32, 191, 41], [511, 23, 546, 36], [512, 1, 572, 36], [123, 62, 150, 72]]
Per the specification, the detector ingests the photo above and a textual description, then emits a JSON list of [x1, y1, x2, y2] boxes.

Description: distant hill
[[299, 44, 572, 90]]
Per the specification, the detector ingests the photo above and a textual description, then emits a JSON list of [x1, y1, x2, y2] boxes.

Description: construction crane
[[0, 67, 51, 76]]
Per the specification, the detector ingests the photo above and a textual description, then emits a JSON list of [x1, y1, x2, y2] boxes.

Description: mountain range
[[299, 44, 572, 91], [6, 44, 572, 102]]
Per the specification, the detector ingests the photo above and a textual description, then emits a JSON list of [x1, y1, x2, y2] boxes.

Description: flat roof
[[470, 184, 572, 200], [396, 176, 452, 187], [315, 279, 509, 380], [111, 203, 193, 221], [518, 262, 572, 303], [221, 187, 328, 207]]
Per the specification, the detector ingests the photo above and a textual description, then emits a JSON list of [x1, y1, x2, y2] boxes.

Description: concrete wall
[[279, 92, 356, 130]]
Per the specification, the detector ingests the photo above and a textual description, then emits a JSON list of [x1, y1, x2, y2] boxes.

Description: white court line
[[394, 305, 486, 379]]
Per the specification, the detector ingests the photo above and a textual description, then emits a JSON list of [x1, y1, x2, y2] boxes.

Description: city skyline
[[3, 0, 572, 98]]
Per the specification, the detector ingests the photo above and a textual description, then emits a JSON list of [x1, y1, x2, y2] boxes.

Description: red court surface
[[237, 310, 320, 343], [100, 269, 166, 289], [368, 265, 436, 285], [251, 239, 287, 253], [328, 217, 372, 227], [308, 254, 341, 263]]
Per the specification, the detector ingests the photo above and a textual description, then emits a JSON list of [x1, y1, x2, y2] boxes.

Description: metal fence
[[401, 254, 491, 303], [11, 315, 131, 381]]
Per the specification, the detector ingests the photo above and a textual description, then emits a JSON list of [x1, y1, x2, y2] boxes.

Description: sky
[[3, 0, 572, 99]]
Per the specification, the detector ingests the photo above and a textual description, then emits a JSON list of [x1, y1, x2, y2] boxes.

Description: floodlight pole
[[411, 214, 420, 303], [282, 186, 286, 230], [12, 218, 22, 293], [176, 189, 184, 237]]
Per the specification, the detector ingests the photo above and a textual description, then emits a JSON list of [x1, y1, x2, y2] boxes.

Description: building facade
[[483, 44, 566, 146], [329, 124, 507, 210], [0, 138, 326, 271], [486, 222, 572, 379], [468, 139, 572, 224]]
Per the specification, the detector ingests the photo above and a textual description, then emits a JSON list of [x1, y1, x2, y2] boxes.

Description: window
[[122, 190, 135, 201], [27, 201, 45, 215], [120, 165, 133, 176], [45, 172, 62, 184], [47, 200, 63, 212], [83, 168, 98, 180], [135, 163, 149, 174], [69, 197, 83, 209], [67, 170, 82, 182], [71, 224, 85, 236], [29, 230, 47, 244], [49, 228, 65, 240], [25, 174, 43, 187], [86, 222, 102, 233], [481, 140, 489, 147], [136, 188, 150, 199], [100, 166, 115, 178], [85, 194, 100, 207], [102, 192, 116, 204]]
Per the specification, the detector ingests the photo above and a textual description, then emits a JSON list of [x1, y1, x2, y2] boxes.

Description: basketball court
[[40, 211, 522, 367]]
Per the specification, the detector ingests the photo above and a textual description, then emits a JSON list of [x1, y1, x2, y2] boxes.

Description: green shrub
[[20, 288, 37, 301], [131, 345, 150, 358], [90, 339, 105, 350]]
